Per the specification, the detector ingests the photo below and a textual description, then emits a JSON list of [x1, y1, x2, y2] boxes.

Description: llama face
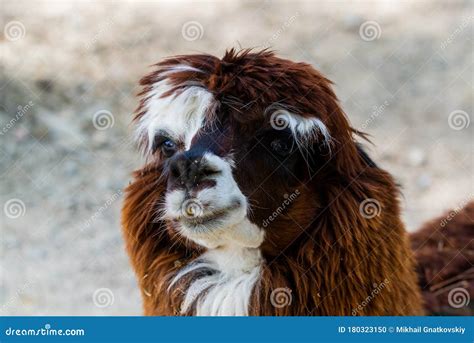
[[133, 50, 355, 253], [136, 87, 331, 251]]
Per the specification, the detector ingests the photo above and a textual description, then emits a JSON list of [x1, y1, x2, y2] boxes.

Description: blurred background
[[0, 0, 472, 315]]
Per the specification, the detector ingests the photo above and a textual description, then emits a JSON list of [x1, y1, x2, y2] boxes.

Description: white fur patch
[[266, 106, 331, 148], [136, 74, 213, 153], [160, 64, 204, 76], [169, 245, 262, 316]]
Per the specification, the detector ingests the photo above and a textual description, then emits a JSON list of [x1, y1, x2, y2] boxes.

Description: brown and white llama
[[122, 49, 440, 316]]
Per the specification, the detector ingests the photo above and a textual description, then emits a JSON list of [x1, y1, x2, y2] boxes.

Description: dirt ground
[[1, 0, 472, 315]]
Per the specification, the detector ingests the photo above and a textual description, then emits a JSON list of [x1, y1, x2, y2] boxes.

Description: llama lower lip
[[181, 209, 230, 226], [179, 200, 242, 227]]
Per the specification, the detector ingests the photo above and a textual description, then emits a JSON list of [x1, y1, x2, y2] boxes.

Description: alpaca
[[121, 49, 424, 315]]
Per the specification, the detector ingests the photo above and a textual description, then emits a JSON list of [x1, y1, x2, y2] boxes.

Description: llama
[[122, 49, 424, 315]]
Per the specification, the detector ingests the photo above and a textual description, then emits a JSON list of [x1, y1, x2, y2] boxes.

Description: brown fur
[[411, 201, 474, 315], [122, 49, 424, 315]]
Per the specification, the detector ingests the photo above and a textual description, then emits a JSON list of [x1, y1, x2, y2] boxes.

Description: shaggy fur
[[411, 201, 474, 315], [122, 49, 424, 315]]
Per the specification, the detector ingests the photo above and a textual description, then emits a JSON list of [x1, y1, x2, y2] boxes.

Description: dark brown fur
[[122, 49, 424, 315], [411, 201, 474, 315]]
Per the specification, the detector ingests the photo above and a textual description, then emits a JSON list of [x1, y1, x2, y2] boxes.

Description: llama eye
[[270, 139, 291, 156], [161, 139, 177, 157], [152, 135, 177, 157]]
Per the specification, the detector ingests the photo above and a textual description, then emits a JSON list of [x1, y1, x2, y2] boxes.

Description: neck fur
[[169, 244, 263, 316]]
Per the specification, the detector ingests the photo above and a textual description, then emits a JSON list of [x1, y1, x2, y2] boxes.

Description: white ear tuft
[[266, 106, 331, 148]]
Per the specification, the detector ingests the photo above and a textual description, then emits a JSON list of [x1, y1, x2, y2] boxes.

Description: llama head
[[133, 49, 365, 254]]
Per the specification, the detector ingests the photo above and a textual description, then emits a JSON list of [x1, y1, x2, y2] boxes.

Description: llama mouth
[[176, 199, 243, 228], [180, 209, 230, 226]]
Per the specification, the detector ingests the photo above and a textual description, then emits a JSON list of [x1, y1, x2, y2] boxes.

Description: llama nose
[[168, 152, 219, 190]]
